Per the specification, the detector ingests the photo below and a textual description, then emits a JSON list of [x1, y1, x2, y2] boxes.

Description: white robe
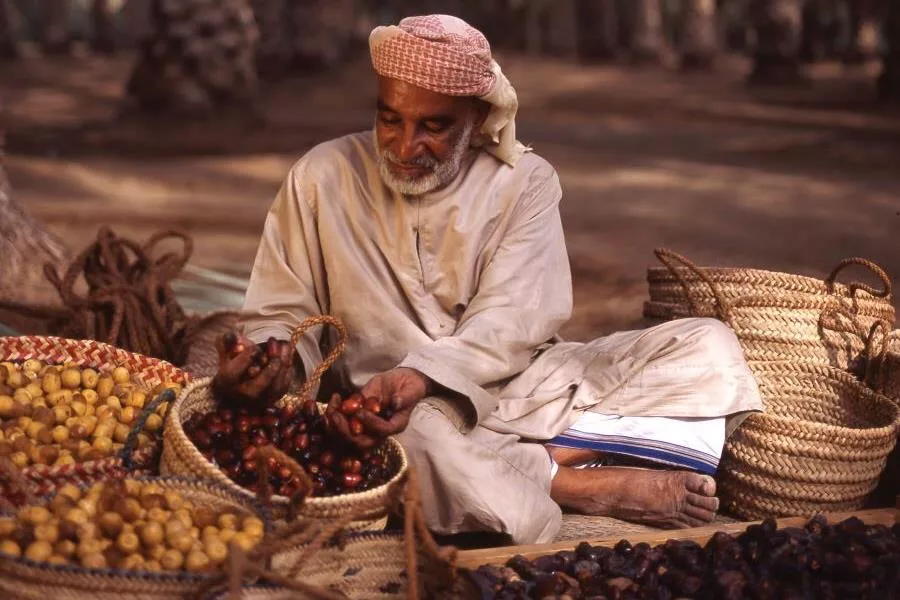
[[240, 131, 763, 543]]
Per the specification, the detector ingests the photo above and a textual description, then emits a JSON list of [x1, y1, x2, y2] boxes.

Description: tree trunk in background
[[544, 0, 579, 59], [90, 0, 118, 54], [630, 0, 664, 64], [748, 0, 804, 84], [0, 145, 69, 335], [575, 0, 620, 62], [0, 0, 20, 59], [41, 0, 71, 55], [843, 0, 882, 64], [250, 0, 292, 79], [680, 0, 717, 69], [878, 0, 900, 101], [125, 0, 259, 116], [288, 0, 363, 71]]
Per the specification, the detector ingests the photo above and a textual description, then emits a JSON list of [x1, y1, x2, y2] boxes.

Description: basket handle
[[119, 388, 176, 470], [288, 315, 348, 406], [859, 318, 898, 394], [653, 248, 734, 326], [207, 467, 452, 600], [824, 257, 893, 299]]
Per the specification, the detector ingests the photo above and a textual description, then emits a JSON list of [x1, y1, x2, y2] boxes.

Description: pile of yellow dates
[[0, 479, 263, 572], [0, 360, 181, 468]]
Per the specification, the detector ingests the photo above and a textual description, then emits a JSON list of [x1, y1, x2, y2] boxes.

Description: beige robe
[[241, 131, 763, 544]]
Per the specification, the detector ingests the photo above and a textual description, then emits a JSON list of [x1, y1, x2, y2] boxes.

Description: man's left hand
[[326, 367, 431, 448]]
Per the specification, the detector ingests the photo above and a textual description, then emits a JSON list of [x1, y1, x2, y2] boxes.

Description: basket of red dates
[[160, 316, 407, 529]]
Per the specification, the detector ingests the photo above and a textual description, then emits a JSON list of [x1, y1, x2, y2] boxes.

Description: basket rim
[[744, 362, 900, 436], [166, 377, 409, 508], [0, 474, 272, 582], [646, 265, 892, 299]]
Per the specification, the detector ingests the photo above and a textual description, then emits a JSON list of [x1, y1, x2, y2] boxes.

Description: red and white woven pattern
[[369, 14, 496, 97], [0, 336, 189, 504], [0, 336, 189, 388]]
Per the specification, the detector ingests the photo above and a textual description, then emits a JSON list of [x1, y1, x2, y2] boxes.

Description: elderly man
[[213, 14, 763, 545]]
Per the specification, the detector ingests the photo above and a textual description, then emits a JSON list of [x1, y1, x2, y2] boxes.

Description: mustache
[[379, 149, 438, 169]]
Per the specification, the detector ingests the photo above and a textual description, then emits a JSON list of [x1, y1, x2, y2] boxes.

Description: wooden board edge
[[455, 507, 900, 569]]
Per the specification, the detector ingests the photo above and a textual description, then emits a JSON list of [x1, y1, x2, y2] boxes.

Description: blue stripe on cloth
[[549, 433, 719, 475]]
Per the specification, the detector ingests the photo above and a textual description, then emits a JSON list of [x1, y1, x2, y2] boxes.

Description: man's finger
[[277, 341, 293, 366], [359, 376, 384, 404], [355, 410, 396, 437], [221, 345, 258, 375], [326, 408, 353, 439], [237, 357, 281, 397], [271, 362, 293, 398]]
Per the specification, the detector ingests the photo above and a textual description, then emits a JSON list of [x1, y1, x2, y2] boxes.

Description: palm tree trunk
[[844, 0, 881, 64], [40, 0, 71, 55], [125, 0, 260, 116], [748, 0, 804, 84], [90, 0, 117, 54], [680, 0, 717, 69], [0, 151, 69, 335], [0, 0, 20, 59], [630, 0, 664, 64], [576, 0, 620, 62], [879, 0, 900, 101], [288, 0, 362, 71], [250, 0, 291, 78]]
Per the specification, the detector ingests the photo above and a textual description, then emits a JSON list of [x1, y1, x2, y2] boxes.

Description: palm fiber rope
[[0, 226, 224, 366]]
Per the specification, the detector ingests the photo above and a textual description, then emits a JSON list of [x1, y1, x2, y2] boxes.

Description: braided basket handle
[[860, 319, 896, 394], [120, 388, 176, 470], [287, 315, 348, 406], [825, 257, 893, 299], [653, 248, 734, 326]]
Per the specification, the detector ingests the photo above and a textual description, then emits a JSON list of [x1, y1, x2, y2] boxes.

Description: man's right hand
[[211, 331, 295, 407]]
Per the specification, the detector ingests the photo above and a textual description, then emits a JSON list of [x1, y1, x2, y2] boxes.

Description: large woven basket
[[161, 315, 408, 529], [0, 475, 272, 600], [718, 361, 900, 520], [201, 470, 464, 600], [643, 249, 895, 369], [0, 336, 189, 500]]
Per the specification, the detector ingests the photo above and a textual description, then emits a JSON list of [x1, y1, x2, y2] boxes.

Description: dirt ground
[[3, 50, 900, 341]]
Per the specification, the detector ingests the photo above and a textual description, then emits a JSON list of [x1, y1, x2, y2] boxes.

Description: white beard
[[375, 120, 476, 196]]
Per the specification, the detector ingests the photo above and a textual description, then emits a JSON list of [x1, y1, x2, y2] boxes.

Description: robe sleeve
[[400, 168, 573, 427], [239, 164, 326, 386]]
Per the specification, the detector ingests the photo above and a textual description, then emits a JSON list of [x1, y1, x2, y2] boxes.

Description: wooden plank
[[456, 508, 900, 569]]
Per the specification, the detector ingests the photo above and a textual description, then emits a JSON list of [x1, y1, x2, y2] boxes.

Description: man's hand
[[211, 331, 295, 407], [326, 367, 431, 449]]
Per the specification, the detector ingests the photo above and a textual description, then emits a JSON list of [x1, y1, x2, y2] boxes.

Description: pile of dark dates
[[184, 336, 395, 498], [464, 515, 900, 599]]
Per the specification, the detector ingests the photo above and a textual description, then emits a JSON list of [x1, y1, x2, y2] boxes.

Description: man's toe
[[684, 473, 717, 496], [686, 491, 719, 512]]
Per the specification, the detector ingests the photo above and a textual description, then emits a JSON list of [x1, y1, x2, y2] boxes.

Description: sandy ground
[[2, 51, 900, 341]]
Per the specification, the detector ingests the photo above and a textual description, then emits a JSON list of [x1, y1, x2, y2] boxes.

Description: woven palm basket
[[718, 361, 900, 520], [643, 249, 895, 370], [200, 469, 464, 600], [0, 475, 272, 600], [161, 315, 408, 530], [0, 336, 189, 501]]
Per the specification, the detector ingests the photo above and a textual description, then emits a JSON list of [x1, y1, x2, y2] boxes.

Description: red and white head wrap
[[369, 14, 530, 167]]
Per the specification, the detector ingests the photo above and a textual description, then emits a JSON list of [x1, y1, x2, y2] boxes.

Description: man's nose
[[397, 125, 423, 162]]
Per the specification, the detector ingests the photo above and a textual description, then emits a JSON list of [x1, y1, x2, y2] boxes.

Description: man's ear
[[472, 98, 491, 132]]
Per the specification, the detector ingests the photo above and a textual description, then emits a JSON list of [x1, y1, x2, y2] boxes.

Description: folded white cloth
[[549, 411, 726, 475]]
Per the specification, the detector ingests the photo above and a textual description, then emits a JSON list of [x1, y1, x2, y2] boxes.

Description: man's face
[[375, 76, 486, 195]]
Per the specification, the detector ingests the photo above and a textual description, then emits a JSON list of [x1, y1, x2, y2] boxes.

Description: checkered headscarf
[[369, 14, 530, 167]]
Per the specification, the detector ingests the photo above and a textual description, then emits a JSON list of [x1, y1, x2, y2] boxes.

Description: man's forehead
[[377, 76, 469, 116]]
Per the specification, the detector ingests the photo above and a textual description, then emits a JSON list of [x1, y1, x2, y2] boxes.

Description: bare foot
[[550, 466, 719, 529], [547, 446, 602, 467]]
